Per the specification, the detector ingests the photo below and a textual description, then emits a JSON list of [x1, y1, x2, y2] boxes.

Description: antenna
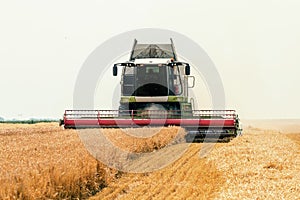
[[130, 39, 138, 61], [170, 38, 178, 61]]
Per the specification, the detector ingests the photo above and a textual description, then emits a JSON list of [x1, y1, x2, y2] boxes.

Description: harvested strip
[[207, 128, 300, 199], [91, 144, 226, 200], [285, 133, 300, 147]]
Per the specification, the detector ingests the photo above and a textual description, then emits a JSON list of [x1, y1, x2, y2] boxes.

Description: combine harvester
[[60, 39, 242, 141]]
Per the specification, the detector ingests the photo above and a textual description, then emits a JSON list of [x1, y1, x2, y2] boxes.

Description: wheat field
[[0, 123, 115, 199], [92, 121, 300, 199], [0, 122, 300, 199], [0, 123, 181, 199]]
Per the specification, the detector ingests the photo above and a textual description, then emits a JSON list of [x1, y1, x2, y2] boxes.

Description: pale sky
[[0, 0, 300, 119]]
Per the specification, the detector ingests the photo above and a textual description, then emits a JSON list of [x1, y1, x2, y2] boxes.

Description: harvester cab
[[61, 39, 242, 142], [113, 39, 194, 117]]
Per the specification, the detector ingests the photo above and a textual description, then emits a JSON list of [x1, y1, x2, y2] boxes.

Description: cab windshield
[[122, 65, 182, 96]]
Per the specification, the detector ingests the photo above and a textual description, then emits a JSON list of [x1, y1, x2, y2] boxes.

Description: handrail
[[64, 109, 237, 120]]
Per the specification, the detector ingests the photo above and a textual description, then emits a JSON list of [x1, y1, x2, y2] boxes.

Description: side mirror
[[185, 64, 190, 75], [113, 65, 117, 76]]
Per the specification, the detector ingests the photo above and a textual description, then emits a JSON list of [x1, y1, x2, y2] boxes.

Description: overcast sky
[[0, 0, 300, 119]]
